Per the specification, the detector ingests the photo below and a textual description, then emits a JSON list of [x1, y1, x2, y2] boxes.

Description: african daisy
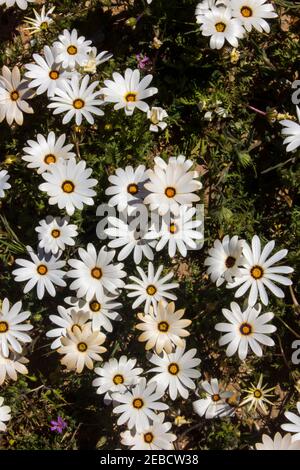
[[121, 413, 177, 450], [0, 66, 34, 126], [12, 245, 66, 300], [67, 243, 126, 301], [25, 46, 70, 98], [39, 157, 97, 216], [215, 302, 276, 361], [36, 216, 78, 254], [22, 131, 75, 174], [100, 68, 158, 116], [112, 377, 168, 433], [53, 29, 92, 70], [193, 378, 234, 419], [58, 324, 106, 373], [48, 75, 104, 125], [0, 298, 32, 357], [148, 345, 201, 400], [227, 235, 294, 306], [144, 155, 202, 216], [136, 300, 191, 354], [126, 262, 179, 314]]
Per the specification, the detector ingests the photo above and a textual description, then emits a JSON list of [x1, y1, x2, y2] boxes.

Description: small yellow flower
[[230, 48, 240, 64]]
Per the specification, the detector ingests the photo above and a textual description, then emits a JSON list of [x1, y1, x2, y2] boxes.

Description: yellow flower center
[[143, 432, 154, 444], [37, 264, 48, 275], [250, 265, 264, 280], [61, 180, 75, 193], [51, 229, 60, 239], [113, 374, 124, 385], [125, 92, 137, 103], [44, 154, 57, 164], [73, 99, 85, 109], [146, 285, 157, 296], [77, 342, 88, 352], [169, 223, 178, 234], [91, 267, 102, 279], [225, 256, 236, 268], [132, 398, 144, 409], [89, 301, 101, 312], [241, 6, 252, 17], [10, 90, 19, 101], [215, 22, 226, 33], [165, 186, 176, 198], [40, 21, 49, 30], [158, 321, 169, 332], [67, 45, 78, 55], [254, 389, 262, 399], [212, 394, 220, 402], [127, 183, 139, 195], [0, 321, 9, 333], [239, 322, 252, 336], [168, 363, 179, 375], [49, 70, 59, 80]]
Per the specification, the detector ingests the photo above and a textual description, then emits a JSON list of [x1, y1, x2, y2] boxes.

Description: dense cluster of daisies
[[195, 0, 277, 50], [0, 0, 299, 451]]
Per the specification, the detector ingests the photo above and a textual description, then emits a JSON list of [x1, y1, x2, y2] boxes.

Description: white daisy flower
[[144, 155, 202, 216], [231, 0, 278, 34], [53, 29, 92, 70], [125, 262, 179, 314], [64, 294, 122, 333], [36, 216, 78, 254], [12, 245, 66, 300], [0, 351, 28, 385], [148, 345, 201, 400], [0, 298, 32, 357], [193, 378, 234, 419], [136, 300, 191, 354], [25, 46, 70, 98], [145, 206, 203, 258], [22, 131, 75, 174], [0, 66, 34, 126], [0, 170, 11, 198], [39, 157, 97, 216], [121, 413, 176, 450], [100, 68, 158, 116], [204, 235, 245, 286], [0, 397, 11, 432], [24, 5, 55, 35], [82, 47, 113, 74], [58, 324, 106, 373], [92, 356, 143, 398], [46, 306, 90, 350], [48, 75, 104, 125], [105, 165, 148, 214], [147, 107, 168, 132], [67, 243, 126, 301], [200, 6, 245, 49], [239, 374, 275, 414], [280, 106, 300, 152], [281, 402, 300, 441], [105, 213, 157, 264], [215, 302, 276, 361], [256, 432, 300, 450], [112, 377, 168, 433], [227, 235, 294, 306], [0, 0, 35, 10]]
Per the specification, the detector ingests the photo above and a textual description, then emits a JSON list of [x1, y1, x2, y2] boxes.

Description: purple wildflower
[[50, 416, 67, 434], [136, 53, 152, 70]]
